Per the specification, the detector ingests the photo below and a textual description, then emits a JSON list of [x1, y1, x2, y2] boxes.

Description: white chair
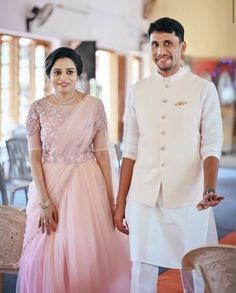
[[0, 165, 8, 206], [0, 205, 26, 293], [5, 138, 32, 205], [182, 244, 236, 293]]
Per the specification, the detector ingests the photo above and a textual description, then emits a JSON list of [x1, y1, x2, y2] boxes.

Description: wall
[[0, 0, 144, 53], [0, 0, 31, 32], [149, 0, 236, 58], [1, 1, 235, 60]]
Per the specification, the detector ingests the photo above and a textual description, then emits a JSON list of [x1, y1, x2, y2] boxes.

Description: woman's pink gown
[[16, 95, 131, 293]]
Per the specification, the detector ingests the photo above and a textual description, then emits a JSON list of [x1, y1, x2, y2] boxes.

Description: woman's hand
[[196, 191, 224, 211], [114, 202, 129, 235], [109, 204, 116, 218], [39, 203, 58, 235], [109, 204, 116, 228]]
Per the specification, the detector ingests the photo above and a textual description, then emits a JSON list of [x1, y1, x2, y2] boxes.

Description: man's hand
[[197, 190, 224, 211], [114, 203, 129, 235]]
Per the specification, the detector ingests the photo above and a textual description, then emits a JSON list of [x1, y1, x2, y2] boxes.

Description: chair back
[[6, 138, 32, 181], [0, 205, 26, 273], [0, 166, 8, 205], [182, 244, 236, 293]]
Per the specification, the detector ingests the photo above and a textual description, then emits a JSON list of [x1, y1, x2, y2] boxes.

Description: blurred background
[[0, 1, 236, 292], [0, 0, 235, 153]]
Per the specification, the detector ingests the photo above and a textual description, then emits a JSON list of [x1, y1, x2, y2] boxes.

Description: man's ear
[[180, 41, 186, 54]]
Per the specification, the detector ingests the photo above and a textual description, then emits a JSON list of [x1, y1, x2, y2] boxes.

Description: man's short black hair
[[148, 17, 184, 42]]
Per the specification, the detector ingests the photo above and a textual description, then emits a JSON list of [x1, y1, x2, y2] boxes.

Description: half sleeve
[[25, 103, 42, 151], [93, 100, 108, 152]]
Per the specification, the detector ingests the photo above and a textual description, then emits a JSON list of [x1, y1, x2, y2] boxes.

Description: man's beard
[[156, 59, 178, 72], [157, 64, 173, 72]]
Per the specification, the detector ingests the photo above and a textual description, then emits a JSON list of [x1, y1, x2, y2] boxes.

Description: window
[[0, 34, 51, 142], [0, 36, 12, 140], [95, 50, 119, 143]]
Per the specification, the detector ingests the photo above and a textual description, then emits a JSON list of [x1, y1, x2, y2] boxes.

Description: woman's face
[[50, 57, 78, 94]]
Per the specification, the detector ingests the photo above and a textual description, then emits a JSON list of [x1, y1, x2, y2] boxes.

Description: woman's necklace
[[53, 90, 77, 105]]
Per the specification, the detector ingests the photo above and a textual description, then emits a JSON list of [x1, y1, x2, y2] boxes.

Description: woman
[[16, 47, 130, 293]]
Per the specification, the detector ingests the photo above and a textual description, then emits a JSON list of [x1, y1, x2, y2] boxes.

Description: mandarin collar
[[154, 66, 186, 83]]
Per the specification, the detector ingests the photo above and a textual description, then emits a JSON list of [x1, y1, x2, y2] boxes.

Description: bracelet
[[109, 203, 116, 206], [204, 188, 216, 195], [40, 198, 51, 209]]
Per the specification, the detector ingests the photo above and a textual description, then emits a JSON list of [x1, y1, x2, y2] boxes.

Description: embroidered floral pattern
[[95, 100, 108, 133], [90, 99, 108, 145], [26, 102, 41, 137], [26, 97, 107, 163]]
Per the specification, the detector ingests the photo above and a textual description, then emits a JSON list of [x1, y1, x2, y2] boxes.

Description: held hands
[[39, 199, 58, 235], [113, 202, 129, 235], [109, 204, 116, 229], [196, 189, 224, 211]]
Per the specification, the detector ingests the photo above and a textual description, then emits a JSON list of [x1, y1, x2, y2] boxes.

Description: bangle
[[109, 203, 116, 206], [40, 198, 51, 209]]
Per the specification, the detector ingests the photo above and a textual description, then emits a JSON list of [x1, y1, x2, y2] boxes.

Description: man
[[114, 17, 224, 293]]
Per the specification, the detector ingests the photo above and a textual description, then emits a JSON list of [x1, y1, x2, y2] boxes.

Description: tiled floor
[[214, 167, 236, 238]]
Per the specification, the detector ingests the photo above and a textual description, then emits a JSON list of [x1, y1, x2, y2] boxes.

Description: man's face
[[150, 31, 186, 77]]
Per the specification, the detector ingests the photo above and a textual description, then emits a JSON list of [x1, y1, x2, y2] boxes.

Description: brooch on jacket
[[175, 100, 188, 106]]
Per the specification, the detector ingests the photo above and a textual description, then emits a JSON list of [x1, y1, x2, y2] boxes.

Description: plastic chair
[[0, 205, 26, 293], [5, 138, 32, 205], [182, 244, 236, 293], [0, 165, 8, 206]]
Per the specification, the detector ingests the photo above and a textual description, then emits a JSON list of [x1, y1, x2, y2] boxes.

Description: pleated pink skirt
[[17, 159, 131, 293]]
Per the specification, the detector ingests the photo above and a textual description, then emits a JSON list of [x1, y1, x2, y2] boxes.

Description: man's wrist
[[116, 198, 126, 206], [204, 188, 216, 195]]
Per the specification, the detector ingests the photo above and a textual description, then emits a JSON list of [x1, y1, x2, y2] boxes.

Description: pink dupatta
[[23, 96, 97, 247], [42, 96, 96, 205]]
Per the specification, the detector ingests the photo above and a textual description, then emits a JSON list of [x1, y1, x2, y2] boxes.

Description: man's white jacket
[[123, 67, 223, 208]]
